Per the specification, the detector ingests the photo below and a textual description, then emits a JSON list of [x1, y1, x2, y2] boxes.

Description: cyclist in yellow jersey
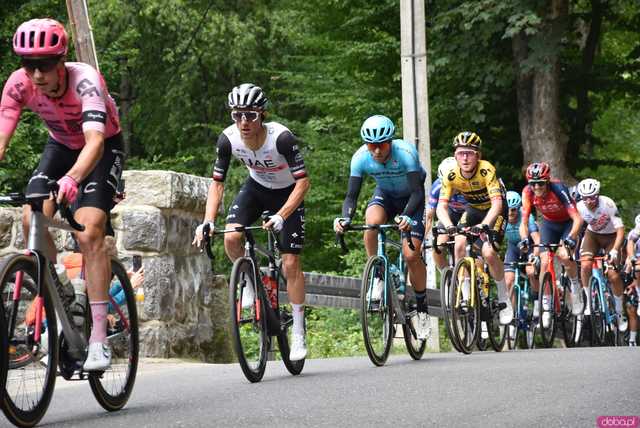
[[436, 131, 512, 325]]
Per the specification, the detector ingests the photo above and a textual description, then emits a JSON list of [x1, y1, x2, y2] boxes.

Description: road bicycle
[[533, 242, 576, 348], [504, 254, 537, 350], [0, 183, 138, 427], [448, 226, 506, 354], [338, 222, 427, 366], [588, 254, 625, 346], [202, 214, 303, 383]]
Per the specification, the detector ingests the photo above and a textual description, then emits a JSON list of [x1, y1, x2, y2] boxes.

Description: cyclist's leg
[[602, 233, 626, 326], [364, 188, 389, 257], [454, 209, 473, 260], [580, 230, 596, 313], [504, 242, 519, 303], [23, 138, 77, 259], [402, 201, 426, 308], [556, 220, 584, 313], [626, 284, 638, 344], [224, 179, 263, 260], [73, 134, 125, 370]]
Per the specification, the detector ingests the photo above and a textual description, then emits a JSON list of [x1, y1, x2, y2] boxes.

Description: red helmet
[[13, 19, 68, 57], [526, 162, 551, 181]]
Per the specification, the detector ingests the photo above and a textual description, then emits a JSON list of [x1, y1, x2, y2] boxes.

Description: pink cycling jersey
[[0, 62, 120, 149]]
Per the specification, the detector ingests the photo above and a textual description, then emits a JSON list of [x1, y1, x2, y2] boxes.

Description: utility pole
[[65, 0, 99, 70], [400, 0, 439, 351]]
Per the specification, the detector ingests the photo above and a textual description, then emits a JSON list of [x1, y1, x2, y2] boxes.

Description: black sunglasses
[[21, 56, 61, 73], [528, 181, 547, 187]]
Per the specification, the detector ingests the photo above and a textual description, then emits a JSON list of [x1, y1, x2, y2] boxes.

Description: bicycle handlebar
[[336, 222, 415, 253]]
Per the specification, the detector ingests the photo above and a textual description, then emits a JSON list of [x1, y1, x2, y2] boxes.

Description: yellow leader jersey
[[439, 160, 504, 210]]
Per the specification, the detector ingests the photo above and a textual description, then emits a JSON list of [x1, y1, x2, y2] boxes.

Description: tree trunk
[[513, 0, 573, 183]]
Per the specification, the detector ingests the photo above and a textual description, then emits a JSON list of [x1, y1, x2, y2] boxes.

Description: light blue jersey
[[350, 139, 425, 198], [505, 209, 538, 244]]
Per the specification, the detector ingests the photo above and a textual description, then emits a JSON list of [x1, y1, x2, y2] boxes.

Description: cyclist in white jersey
[[624, 215, 640, 346], [193, 84, 310, 360], [575, 179, 627, 331]]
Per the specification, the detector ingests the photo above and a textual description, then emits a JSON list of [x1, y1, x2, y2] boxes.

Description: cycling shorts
[[226, 178, 304, 254], [26, 134, 124, 214], [458, 203, 507, 245], [366, 187, 425, 241], [538, 218, 573, 252], [580, 229, 617, 261]]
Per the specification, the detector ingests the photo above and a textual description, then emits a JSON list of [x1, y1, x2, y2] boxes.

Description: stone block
[[121, 207, 167, 252]]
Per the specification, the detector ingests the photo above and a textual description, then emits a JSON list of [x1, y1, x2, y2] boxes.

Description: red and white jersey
[[0, 62, 120, 149], [576, 195, 623, 234]]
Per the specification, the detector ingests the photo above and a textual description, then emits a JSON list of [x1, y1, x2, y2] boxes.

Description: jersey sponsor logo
[[83, 110, 107, 123], [480, 169, 488, 177], [75, 78, 101, 98], [8, 82, 26, 103], [589, 214, 611, 231], [448, 171, 456, 181]]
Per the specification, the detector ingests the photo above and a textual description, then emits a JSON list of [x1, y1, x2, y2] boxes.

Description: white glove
[[266, 214, 284, 232], [608, 249, 618, 262], [333, 217, 351, 233], [193, 221, 215, 247]]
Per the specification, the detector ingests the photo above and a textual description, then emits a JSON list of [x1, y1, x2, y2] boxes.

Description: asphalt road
[[4, 347, 639, 427]]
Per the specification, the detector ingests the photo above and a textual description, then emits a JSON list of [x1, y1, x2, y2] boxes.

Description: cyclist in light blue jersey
[[504, 191, 542, 323], [425, 156, 467, 270], [334, 115, 429, 338]]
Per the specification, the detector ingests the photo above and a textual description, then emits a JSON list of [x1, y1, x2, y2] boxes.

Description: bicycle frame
[[591, 256, 617, 328], [507, 259, 532, 329], [374, 226, 410, 325], [537, 244, 566, 314]]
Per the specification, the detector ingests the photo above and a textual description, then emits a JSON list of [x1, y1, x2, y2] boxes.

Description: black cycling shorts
[[26, 134, 125, 213], [458, 202, 507, 245], [226, 178, 304, 254]]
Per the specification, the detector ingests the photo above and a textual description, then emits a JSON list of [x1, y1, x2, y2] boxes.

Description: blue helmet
[[506, 191, 522, 209], [360, 115, 395, 143]]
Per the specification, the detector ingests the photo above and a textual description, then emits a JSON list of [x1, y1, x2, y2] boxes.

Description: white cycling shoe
[[413, 312, 431, 341], [241, 283, 255, 309], [83, 342, 112, 372], [571, 291, 584, 316], [289, 333, 307, 361], [499, 300, 513, 325], [370, 278, 384, 301]]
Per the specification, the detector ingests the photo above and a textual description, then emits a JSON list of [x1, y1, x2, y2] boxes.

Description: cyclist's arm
[[0, 73, 26, 161], [0, 132, 10, 161], [481, 196, 503, 227], [424, 208, 434, 236], [613, 226, 625, 253], [519, 187, 532, 239], [481, 167, 503, 227], [206, 133, 233, 222], [626, 233, 637, 264], [342, 176, 363, 218], [401, 171, 425, 217], [275, 132, 310, 220], [65, 129, 105, 182], [436, 177, 453, 227], [567, 209, 583, 241]]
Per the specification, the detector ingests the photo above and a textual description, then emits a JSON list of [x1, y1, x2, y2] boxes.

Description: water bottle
[[54, 264, 76, 309], [70, 277, 87, 329], [135, 286, 145, 317]]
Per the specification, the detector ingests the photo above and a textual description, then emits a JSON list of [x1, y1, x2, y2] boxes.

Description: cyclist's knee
[[76, 225, 106, 254], [580, 258, 593, 273], [403, 247, 421, 264], [281, 254, 301, 278], [223, 230, 243, 248]]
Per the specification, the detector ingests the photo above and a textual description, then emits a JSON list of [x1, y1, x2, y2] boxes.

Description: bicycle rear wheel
[[450, 258, 479, 354], [229, 257, 268, 382], [361, 256, 393, 366], [277, 268, 305, 375], [589, 278, 605, 346], [488, 287, 506, 352], [1, 254, 58, 428], [402, 292, 426, 360], [538, 272, 557, 348], [89, 259, 139, 411], [440, 267, 463, 353]]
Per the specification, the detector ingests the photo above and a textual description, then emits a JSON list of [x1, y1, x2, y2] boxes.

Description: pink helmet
[[13, 19, 68, 57]]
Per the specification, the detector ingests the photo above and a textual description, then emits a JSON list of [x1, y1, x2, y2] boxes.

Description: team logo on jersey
[[480, 169, 488, 177], [448, 172, 456, 181]]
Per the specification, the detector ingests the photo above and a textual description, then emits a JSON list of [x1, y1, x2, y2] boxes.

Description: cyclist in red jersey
[[519, 163, 584, 318], [0, 19, 124, 371]]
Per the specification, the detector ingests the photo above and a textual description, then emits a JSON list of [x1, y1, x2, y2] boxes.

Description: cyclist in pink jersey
[[519, 162, 585, 315], [0, 19, 124, 370]]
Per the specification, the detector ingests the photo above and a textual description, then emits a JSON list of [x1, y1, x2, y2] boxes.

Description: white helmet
[[437, 156, 457, 179], [577, 178, 600, 198], [635, 214, 640, 228], [228, 83, 268, 109]]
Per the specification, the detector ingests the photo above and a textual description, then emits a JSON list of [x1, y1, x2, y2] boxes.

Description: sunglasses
[[529, 181, 547, 188], [367, 141, 390, 151], [21, 56, 61, 73], [583, 195, 599, 201], [231, 111, 260, 122], [455, 151, 477, 158]]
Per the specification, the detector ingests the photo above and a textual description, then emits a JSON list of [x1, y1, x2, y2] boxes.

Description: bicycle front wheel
[[538, 272, 557, 348], [361, 256, 393, 366], [488, 286, 506, 352], [0, 254, 58, 428], [229, 257, 268, 382], [560, 278, 578, 347], [589, 277, 605, 346], [89, 259, 139, 411], [450, 258, 479, 354], [440, 267, 463, 353]]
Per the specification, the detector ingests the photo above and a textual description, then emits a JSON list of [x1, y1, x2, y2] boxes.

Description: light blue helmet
[[360, 115, 395, 143], [506, 191, 522, 209]]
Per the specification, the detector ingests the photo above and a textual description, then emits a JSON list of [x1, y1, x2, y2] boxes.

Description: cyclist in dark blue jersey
[[334, 115, 429, 338]]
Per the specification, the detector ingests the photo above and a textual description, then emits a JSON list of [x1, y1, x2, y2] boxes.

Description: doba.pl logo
[[597, 416, 639, 428]]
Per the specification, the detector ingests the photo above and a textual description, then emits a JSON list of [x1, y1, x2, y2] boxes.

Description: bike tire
[[603, 286, 617, 346], [277, 268, 305, 375], [589, 277, 605, 346], [440, 267, 463, 353], [538, 272, 557, 348], [559, 277, 578, 347], [88, 259, 139, 411], [450, 258, 479, 354], [229, 257, 268, 382], [361, 255, 393, 366], [0, 254, 58, 428], [402, 320, 426, 360], [488, 286, 506, 352]]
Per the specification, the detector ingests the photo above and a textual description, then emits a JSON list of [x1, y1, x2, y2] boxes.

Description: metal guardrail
[[278, 272, 443, 318]]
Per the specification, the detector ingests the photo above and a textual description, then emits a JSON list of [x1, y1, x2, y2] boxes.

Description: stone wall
[[0, 170, 233, 363]]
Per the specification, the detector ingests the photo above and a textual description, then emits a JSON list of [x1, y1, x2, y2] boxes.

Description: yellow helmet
[[453, 131, 482, 150]]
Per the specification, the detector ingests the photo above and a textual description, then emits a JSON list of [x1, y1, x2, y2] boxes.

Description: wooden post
[[65, 0, 99, 70], [401, 0, 439, 351]]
